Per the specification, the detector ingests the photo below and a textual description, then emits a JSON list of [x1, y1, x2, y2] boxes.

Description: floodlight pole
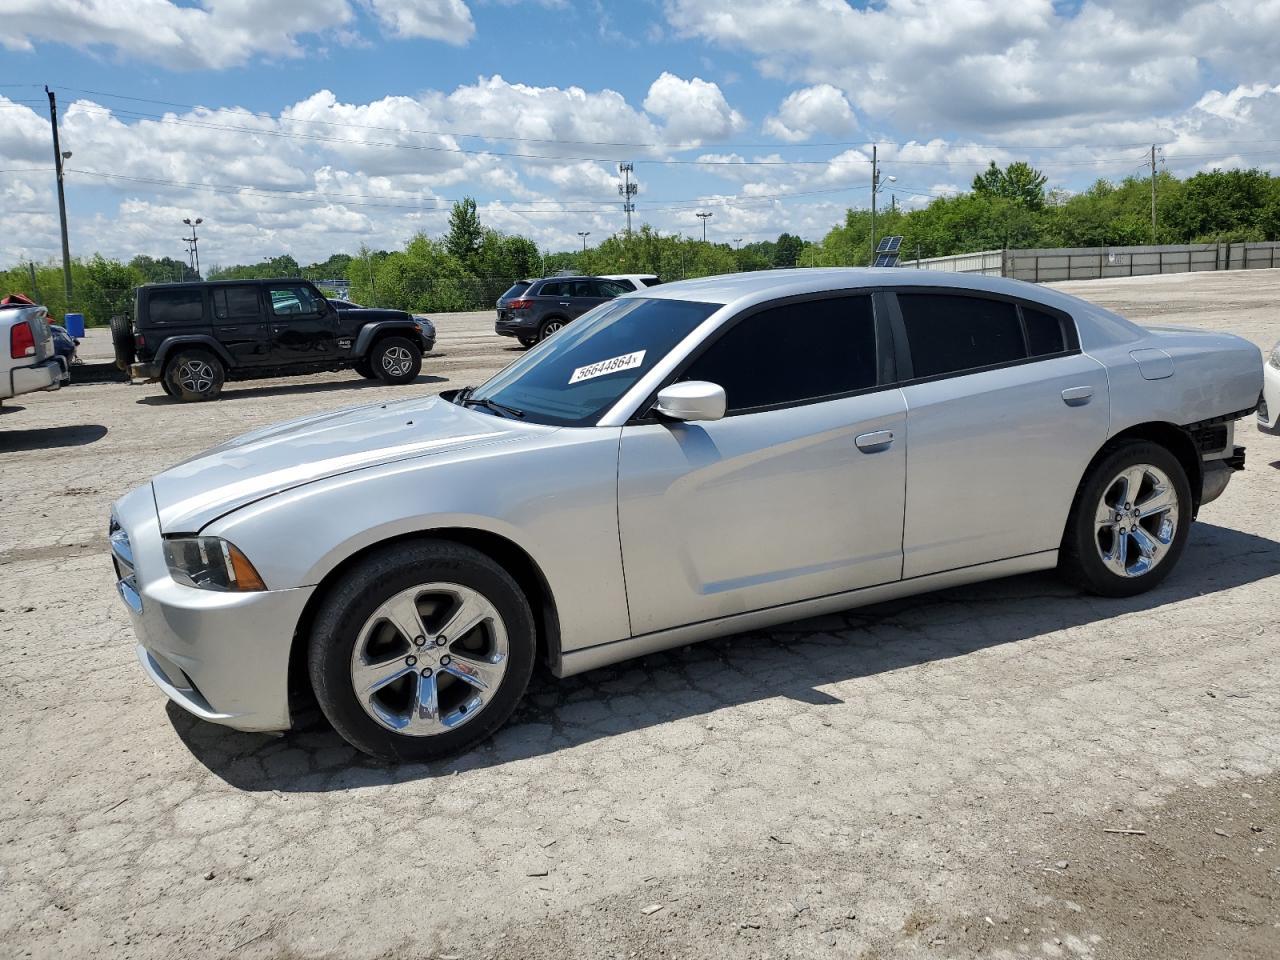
[[696, 211, 712, 242]]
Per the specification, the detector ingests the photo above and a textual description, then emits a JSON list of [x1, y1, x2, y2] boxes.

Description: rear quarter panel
[[1092, 329, 1263, 434]]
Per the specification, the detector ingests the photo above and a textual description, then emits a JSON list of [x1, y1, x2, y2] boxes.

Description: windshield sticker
[[569, 350, 646, 384]]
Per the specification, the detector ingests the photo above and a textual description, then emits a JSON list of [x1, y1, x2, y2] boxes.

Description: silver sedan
[[109, 269, 1263, 761]]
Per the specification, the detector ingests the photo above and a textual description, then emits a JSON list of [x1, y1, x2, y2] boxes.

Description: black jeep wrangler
[[113, 279, 435, 401]]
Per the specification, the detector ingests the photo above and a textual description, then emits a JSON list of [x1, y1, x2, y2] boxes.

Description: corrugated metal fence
[[899, 241, 1280, 281]]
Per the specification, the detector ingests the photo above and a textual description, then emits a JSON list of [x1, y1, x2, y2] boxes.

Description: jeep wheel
[[110, 314, 135, 370], [164, 349, 225, 402], [354, 359, 377, 380], [371, 336, 422, 385]]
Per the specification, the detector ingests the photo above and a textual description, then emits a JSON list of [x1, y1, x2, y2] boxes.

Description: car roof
[[139, 278, 311, 288], [639, 268, 1145, 348]]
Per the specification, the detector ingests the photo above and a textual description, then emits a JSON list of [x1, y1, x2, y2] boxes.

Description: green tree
[[971, 161, 1049, 210], [445, 197, 484, 271]]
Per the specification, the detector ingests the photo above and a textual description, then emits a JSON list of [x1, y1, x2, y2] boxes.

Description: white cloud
[[365, 0, 475, 43], [643, 72, 746, 145], [664, 0, 1280, 135], [762, 85, 857, 143]]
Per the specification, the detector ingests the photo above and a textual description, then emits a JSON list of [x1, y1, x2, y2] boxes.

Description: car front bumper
[[1259, 361, 1279, 434], [110, 484, 313, 733]]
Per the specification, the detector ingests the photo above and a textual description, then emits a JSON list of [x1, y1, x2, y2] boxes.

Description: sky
[[2, 0, 1280, 270]]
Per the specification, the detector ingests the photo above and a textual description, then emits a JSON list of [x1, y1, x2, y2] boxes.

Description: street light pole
[[578, 231, 590, 253], [696, 211, 712, 242], [183, 217, 203, 277], [869, 145, 896, 262], [45, 86, 73, 307]]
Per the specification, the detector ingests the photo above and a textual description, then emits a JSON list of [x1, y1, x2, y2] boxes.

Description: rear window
[[896, 293, 1026, 378], [537, 281, 564, 297], [1023, 305, 1068, 356], [147, 288, 204, 326], [500, 282, 531, 300], [639, 277, 662, 287], [213, 286, 261, 320]]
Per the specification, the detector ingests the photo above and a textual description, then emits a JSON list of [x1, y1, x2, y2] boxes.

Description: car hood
[[336, 306, 413, 322], [151, 395, 536, 532]]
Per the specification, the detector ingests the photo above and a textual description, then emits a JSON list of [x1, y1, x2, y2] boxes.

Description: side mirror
[[656, 381, 726, 422]]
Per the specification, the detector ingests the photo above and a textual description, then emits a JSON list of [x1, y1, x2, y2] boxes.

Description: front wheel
[[353, 358, 377, 379], [308, 540, 536, 761], [517, 336, 538, 348], [1059, 441, 1192, 597], [370, 336, 422, 385]]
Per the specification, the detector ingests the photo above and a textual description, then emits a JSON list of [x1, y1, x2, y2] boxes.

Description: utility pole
[[696, 211, 712, 242], [1150, 144, 1158, 244], [870, 143, 878, 261], [45, 86, 73, 308], [618, 162, 637, 235], [28, 262, 41, 302], [578, 231, 590, 253]]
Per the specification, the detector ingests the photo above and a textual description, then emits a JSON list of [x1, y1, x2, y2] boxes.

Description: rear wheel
[[538, 318, 565, 342], [109, 314, 135, 370], [1060, 441, 1191, 597], [308, 540, 536, 761], [163, 349, 224, 402], [370, 336, 422, 385], [517, 336, 538, 348], [353, 359, 377, 379]]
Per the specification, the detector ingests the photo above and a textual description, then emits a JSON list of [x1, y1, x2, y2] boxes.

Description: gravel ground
[[1, 271, 1277, 960]]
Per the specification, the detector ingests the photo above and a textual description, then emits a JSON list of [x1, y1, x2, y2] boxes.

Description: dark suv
[[114, 279, 435, 401], [494, 276, 631, 346]]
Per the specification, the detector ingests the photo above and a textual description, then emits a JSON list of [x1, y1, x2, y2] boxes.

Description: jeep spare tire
[[110, 314, 135, 370], [371, 336, 422, 385]]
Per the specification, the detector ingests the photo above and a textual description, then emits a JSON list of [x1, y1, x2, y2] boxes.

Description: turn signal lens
[[164, 536, 267, 591]]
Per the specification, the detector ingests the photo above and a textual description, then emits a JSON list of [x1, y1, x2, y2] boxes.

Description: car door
[[264, 282, 340, 364], [616, 293, 907, 636], [890, 291, 1110, 579], [211, 285, 269, 365]]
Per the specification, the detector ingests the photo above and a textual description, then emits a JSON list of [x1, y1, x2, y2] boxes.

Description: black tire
[[163, 348, 225, 402], [308, 540, 536, 762], [353, 359, 377, 379], [539, 318, 567, 342], [159, 378, 174, 397], [1059, 441, 1192, 598], [110, 314, 135, 370], [517, 336, 538, 348], [370, 336, 422, 385]]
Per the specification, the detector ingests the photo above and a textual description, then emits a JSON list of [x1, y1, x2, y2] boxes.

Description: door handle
[[559, 301, 571, 306], [855, 430, 895, 452], [1061, 386, 1094, 406]]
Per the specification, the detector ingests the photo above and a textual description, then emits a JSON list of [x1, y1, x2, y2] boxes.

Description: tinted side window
[[213, 286, 261, 320], [897, 294, 1025, 378], [596, 280, 629, 297], [610, 279, 638, 292], [640, 277, 662, 287], [1023, 305, 1067, 356], [569, 281, 596, 298], [147, 289, 204, 326], [681, 296, 877, 413], [538, 281, 563, 297]]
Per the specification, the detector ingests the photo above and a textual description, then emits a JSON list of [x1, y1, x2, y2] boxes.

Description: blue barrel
[[63, 312, 85, 338]]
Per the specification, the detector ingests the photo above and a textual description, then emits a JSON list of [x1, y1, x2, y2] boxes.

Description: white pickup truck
[[2, 303, 70, 407]]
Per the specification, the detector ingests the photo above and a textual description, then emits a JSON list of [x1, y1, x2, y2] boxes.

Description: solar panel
[[876, 235, 904, 254], [873, 253, 900, 268]]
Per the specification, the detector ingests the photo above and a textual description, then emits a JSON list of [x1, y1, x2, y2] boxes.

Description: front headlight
[[416, 318, 435, 337], [1268, 344, 1280, 369], [164, 536, 266, 591]]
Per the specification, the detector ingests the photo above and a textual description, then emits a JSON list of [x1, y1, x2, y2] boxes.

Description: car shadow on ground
[[0, 423, 108, 452], [135, 374, 448, 406], [173, 521, 1280, 791]]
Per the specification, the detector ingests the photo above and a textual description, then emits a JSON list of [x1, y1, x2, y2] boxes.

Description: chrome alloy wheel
[[350, 583, 509, 736], [540, 320, 564, 340], [1094, 463, 1179, 578], [177, 358, 215, 393], [380, 345, 414, 377]]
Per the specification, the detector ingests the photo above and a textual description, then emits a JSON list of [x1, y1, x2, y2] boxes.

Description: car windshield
[[470, 297, 719, 426]]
